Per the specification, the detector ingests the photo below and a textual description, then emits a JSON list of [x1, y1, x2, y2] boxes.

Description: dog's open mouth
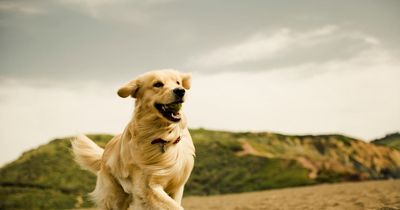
[[154, 101, 183, 122]]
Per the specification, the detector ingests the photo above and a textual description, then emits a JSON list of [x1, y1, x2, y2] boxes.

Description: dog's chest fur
[[105, 122, 195, 196]]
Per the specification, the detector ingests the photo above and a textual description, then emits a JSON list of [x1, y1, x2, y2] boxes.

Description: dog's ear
[[117, 79, 141, 98], [181, 73, 191, 90]]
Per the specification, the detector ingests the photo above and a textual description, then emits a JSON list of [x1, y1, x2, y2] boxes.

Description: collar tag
[[173, 136, 181, 144], [151, 136, 181, 153]]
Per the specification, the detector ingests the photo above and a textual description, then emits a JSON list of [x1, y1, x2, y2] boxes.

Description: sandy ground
[[77, 180, 400, 210], [182, 180, 400, 210]]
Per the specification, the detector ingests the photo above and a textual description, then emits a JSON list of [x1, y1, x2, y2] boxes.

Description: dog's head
[[117, 69, 191, 123]]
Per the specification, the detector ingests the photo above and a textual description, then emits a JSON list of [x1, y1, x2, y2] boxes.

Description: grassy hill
[[1, 129, 400, 210], [372, 132, 400, 150]]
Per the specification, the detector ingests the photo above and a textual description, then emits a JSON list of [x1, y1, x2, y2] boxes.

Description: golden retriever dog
[[71, 69, 195, 210]]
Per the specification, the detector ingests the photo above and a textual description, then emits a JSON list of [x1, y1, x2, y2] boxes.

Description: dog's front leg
[[171, 186, 184, 205], [147, 184, 184, 210]]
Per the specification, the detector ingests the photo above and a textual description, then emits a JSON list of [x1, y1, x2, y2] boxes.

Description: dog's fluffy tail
[[71, 134, 104, 174]]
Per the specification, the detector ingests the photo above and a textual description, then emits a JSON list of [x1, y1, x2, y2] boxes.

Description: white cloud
[[188, 25, 382, 69], [188, 28, 293, 68], [59, 0, 127, 18], [0, 1, 45, 15], [186, 46, 400, 140], [58, 0, 177, 23], [144, 0, 179, 5], [0, 24, 398, 166], [0, 79, 133, 166], [1, 43, 399, 166]]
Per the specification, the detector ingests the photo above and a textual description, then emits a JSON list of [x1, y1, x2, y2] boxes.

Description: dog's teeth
[[171, 112, 180, 119]]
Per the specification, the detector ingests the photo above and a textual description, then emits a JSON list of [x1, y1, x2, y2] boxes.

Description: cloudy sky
[[0, 0, 399, 165]]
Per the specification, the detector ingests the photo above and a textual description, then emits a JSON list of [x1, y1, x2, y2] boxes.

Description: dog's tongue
[[166, 103, 182, 112]]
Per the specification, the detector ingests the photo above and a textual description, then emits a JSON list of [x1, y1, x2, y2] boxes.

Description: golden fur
[[71, 69, 195, 210]]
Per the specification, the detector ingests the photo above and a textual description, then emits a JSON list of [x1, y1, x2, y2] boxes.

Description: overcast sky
[[0, 0, 399, 165]]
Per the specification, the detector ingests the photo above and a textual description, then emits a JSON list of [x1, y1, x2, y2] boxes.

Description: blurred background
[[0, 0, 399, 209]]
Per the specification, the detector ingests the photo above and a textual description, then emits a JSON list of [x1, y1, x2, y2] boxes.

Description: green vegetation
[[0, 135, 112, 210], [372, 132, 400, 150], [1, 129, 400, 209], [187, 129, 313, 195]]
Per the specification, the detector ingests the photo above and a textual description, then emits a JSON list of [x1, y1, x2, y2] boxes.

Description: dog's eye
[[153, 82, 164, 88], [176, 81, 180, 85]]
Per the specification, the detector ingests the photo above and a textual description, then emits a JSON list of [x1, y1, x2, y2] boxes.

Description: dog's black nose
[[173, 88, 185, 98]]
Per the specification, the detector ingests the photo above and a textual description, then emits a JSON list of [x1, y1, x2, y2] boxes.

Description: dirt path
[[182, 180, 400, 210]]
